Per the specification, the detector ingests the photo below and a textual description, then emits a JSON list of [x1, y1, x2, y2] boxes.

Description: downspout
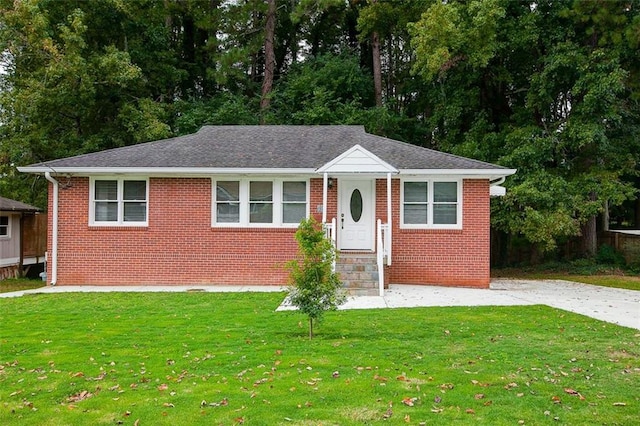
[[386, 172, 392, 265], [44, 172, 58, 285], [490, 176, 506, 186]]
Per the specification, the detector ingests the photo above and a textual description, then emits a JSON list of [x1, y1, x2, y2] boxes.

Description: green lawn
[[0, 293, 638, 425]]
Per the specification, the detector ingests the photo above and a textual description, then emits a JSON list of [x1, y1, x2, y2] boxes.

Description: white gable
[[316, 144, 398, 174]]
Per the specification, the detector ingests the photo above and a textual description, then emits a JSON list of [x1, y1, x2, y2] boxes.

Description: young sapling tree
[[287, 217, 346, 339]]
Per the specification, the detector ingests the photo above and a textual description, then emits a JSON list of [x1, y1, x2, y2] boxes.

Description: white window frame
[[89, 177, 149, 227], [211, 178, 309, 228], [0, 215, 11, 239], [400, 178, 462, 229]]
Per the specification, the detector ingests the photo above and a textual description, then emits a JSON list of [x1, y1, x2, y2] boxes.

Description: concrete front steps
[[335, 252, 380, 296]]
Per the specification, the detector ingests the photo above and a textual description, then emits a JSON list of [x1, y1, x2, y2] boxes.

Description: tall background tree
[[1, 0, 638, 263]]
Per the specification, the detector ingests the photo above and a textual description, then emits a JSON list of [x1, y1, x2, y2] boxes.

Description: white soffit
[[316, 144, 399, 174]]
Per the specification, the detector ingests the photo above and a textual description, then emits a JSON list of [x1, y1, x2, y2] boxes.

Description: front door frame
[[337, 178, 375, 251]]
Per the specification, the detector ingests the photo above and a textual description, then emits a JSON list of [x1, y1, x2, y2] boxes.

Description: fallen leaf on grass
[[254, 378, 268, 386], [163, 402, 175, 408], [67, 390, 93, 403], [203, 398, 228, 407], [613, 402, 627, 406], [157, 383, 168, 391], [564, 388, 585, 400], [382, 407, 393, 419], [402, 397, 417, 407], [466, 408, 475, 414], [504, 382, 518, 390], [474, 393, 484, 399]]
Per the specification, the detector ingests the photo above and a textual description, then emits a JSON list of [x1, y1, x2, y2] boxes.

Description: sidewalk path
[[3, 279, 638, 330]]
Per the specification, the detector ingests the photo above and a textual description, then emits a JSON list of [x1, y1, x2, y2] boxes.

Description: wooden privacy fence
[[598, 231, 640, 266], [23, 212, 47, 259]]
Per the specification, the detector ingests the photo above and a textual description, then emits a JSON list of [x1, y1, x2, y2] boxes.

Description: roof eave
[[399, 168, 517, 180], [18, 166, 517, 180], [17, 166, 319, 176]]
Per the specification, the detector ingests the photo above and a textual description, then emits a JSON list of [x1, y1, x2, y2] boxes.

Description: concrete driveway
[[3, 279, 639, 330], [337, 279, 640, 330]]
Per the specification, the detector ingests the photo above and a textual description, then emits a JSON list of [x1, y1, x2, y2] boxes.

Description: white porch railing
[[323, 218, 337, 272], [376, 219, 391, 297]]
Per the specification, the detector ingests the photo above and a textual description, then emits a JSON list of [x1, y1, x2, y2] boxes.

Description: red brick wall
[[49, 177, 322, 285], [383, 179, 490, 288], [47, 176, 490, 287]]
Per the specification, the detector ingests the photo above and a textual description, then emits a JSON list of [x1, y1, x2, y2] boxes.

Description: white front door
[[339, 179, 375, 250]]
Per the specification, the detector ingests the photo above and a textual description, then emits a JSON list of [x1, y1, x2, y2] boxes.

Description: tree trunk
[[372, 30, 383, 107], [582, 192, 598, 257], [260, 0, 276, 123], [582, 214, 597, 256], [601, 199, 609, 231]]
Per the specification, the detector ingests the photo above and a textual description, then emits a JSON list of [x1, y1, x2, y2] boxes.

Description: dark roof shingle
[[22, 125, 509, 171], [0, 196, 40, 212]]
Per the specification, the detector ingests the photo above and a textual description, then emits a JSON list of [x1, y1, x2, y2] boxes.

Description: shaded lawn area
[[0, 278, 45, 294], [0, 293, 638, 425]]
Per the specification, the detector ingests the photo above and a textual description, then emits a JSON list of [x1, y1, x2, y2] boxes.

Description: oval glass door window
[[350, 189, 363, 222]]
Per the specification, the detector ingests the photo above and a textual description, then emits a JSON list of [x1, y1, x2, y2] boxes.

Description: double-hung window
[[401, 180, 461, 229], [213, 179, 308, 227], [91, 178, 148, 226], [0, 215, 9, 237]]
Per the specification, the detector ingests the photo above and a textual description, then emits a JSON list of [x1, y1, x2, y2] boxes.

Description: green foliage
[[410, 0, 640, 253], [269, 53, 375, 124], [286, 217, 345, 339], [409, 0, 506, 79], [170, 94, 259, 135], [595, 244, 627, 267], [1, 0, 638, 258]]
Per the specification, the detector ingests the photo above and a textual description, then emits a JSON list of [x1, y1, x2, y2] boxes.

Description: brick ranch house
[[19, 125, 515, 294]]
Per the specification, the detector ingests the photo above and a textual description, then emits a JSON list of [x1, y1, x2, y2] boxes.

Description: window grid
[[401, 180, 461, 229], [91, 178, 148, 226], [0, 215, 9, 237], [213, 179, 308, 227]]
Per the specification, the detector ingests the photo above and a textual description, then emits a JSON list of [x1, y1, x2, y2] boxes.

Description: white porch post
[[386, 172, 392, 265], [322, 172, 328, 224]]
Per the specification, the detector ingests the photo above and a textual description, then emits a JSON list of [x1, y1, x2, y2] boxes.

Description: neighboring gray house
[[0, 196, 45, 279]]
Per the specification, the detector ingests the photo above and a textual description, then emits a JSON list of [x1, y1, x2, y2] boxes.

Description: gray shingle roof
[[0, 196, 40, 212], [21, 125, 510, 172]]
